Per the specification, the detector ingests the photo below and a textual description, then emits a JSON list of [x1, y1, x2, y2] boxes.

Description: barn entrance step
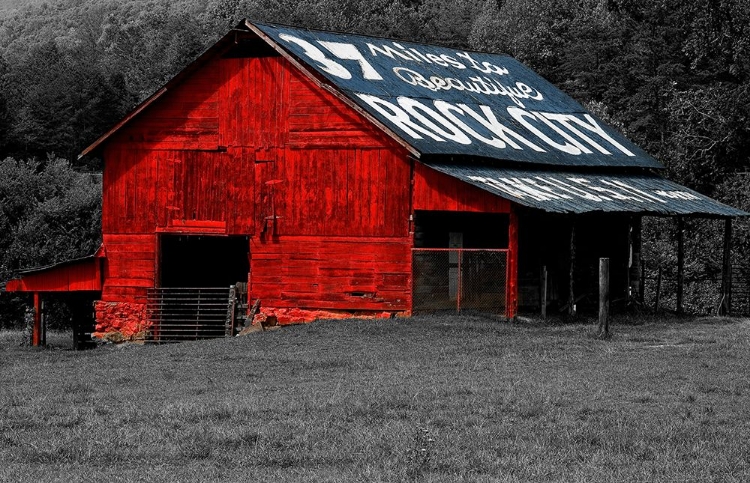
[[145, 284, 247, 343]]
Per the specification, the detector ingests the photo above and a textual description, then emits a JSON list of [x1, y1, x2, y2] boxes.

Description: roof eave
[[78, 23, 255, 159], [242, 20, 420, 158]]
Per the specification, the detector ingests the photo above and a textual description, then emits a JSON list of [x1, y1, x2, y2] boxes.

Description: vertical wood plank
[[721, 217, 732, 315], [506, 208, 519, 319], [599, 257, 610, 337], [569, 222, 576, 316], [676, 217, 684, 315], [541, 265, 548, 319], [32, 292, 42, 347]]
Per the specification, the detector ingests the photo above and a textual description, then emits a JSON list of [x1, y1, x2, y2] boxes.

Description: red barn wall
[[223, 54, 414, 321], [413, 162, 510, 214], [99, 46, 415, 330]]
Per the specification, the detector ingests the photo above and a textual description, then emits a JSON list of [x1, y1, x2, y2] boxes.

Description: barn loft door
[[159, 151, 232, 233]]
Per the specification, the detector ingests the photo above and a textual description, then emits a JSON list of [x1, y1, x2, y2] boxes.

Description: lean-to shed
[[5, 20, 745, 342]]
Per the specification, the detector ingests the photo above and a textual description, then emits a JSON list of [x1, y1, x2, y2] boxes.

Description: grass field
[[1, 315, 749, 482]]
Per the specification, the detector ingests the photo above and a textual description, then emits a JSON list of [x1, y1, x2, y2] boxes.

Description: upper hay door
[[156, 149, 255, 235]]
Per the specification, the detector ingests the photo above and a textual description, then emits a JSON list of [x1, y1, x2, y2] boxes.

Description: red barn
[[5, 20, 744, 343]]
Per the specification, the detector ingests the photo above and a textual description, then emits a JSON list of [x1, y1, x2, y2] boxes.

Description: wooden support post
[[630, 216, 642, 301], [540, 265, 547, 319], [599, 258, 610, 337], [640, 257, 646, 305], [568, 222, 576, 316], [506, 209, 519, 319], [41, 297, 46, 347], [654, 267, 662, 312], [676, 217, 685, 315], [721, 218, 733, 315], [225, 285, 237, 337], [32, 292, 42, 347]]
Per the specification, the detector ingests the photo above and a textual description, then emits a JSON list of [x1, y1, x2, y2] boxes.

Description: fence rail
[[412, 248, 508, 315], [640, 263, 750, 316], [146, 287, 234, 343]]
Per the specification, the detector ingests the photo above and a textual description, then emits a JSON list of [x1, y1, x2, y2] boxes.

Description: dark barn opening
[[412, 211, 510, 314], [149, 235, 250, 342], [159, 235, 249, 288], [517, 212, 631, 314], [414, 211, 509, 248]]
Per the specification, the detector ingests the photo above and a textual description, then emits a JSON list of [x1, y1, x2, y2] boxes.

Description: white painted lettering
[[542, 113, 612, 155], [569, 114, 636, 157], [532, 112, 592, 154], [318, 41, 383, 80], [397, 97, 472, 144], [541, 177, 602, 201], [433, 100, 507, 148], [507, 107, 582, 155], [355, 94, 444, 141], [426, 53, 449, 67], [459, 104, 545, 152], [440, 54, 466, 69], [366, 42, 416, 61], [279, 34, 351, 79]]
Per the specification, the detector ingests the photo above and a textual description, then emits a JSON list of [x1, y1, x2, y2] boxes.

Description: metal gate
[[146, 287, 239, 343], [412, 248, 508, 314]]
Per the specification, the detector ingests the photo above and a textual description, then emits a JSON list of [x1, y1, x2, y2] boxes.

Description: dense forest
[[1, 0, 749, 325]]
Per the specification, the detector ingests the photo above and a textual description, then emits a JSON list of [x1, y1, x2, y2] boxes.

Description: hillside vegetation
[[2, 315, 749, 481]]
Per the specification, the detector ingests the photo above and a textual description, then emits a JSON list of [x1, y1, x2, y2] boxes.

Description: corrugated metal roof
[[14, 245, 105, 276], [254, 22, 662, 169], [426, 163, 747, 217]]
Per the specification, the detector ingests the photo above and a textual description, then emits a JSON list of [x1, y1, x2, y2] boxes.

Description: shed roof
[[427, 163, 746, 217]]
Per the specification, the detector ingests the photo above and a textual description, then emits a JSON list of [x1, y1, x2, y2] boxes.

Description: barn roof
[[79, 20, 746, 217], [250, 22, 661, 169]]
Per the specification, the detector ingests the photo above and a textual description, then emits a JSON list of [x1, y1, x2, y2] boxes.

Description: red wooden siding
[[101, 234, 156, 303], [219, 54, 394, 150], [218, 54, 414, 314], [96, 43, 422, 321], [413, 162, 510, 213], [102, 146, 255, 235], [286, 69, 391, 149], [250, 236, 411, 312], [5, 258, 102, 292], [219, 56, 287, 149], [255, 147, 411, 237], [114, 58, 220, 150]]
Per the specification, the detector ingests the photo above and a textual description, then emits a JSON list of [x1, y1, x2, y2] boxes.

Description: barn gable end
[[80, 25, 509, 334]]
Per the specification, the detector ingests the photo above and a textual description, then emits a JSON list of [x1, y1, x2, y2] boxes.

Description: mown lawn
[[1, 315, 749, 482]]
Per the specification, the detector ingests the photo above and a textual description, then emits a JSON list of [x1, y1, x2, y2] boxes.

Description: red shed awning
[[4, 246, 105, 293]]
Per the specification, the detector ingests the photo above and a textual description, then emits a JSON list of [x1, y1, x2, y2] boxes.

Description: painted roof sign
[[427, 164, 747, 216], [255, 23, 663, 169]]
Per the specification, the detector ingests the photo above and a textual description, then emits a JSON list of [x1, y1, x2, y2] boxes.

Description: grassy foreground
[[1, 315, 749, 482]]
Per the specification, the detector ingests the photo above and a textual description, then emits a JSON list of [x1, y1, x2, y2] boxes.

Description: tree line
[[1, 0, 748, 324]]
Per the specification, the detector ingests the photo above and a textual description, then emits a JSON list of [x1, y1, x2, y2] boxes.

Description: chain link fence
[[412, 249, 508, 315]]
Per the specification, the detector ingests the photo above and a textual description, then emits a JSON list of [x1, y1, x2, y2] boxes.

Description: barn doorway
[[412, 211, 510, 315], [150, 235, 249, 342], [159, 235, 249, 288]]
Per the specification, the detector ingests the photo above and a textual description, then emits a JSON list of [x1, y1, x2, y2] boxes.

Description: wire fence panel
[[146, 287, 232, 343], [412, 249, 508, 315]]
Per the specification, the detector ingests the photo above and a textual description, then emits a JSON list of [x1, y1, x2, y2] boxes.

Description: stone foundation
[[93, 301, 150, 341], [253, 307, 404, 325]]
